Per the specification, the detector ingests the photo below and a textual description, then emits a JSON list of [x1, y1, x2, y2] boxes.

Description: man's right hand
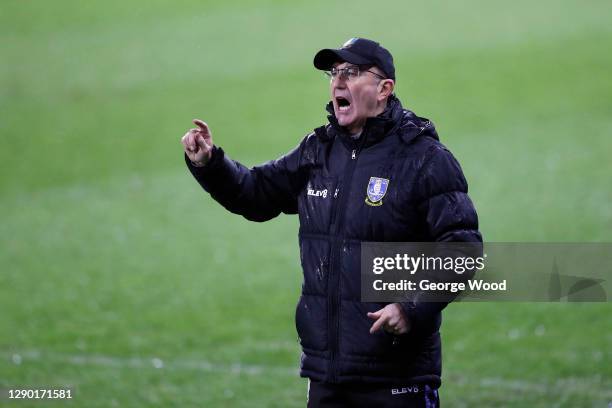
[[181, 119, 214, 167]]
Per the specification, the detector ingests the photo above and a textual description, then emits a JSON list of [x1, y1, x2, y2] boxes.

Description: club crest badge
[[365, 177, 389, 206]]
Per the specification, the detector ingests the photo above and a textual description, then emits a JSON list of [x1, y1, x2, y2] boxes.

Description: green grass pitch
[[1, 0, 611, 406]]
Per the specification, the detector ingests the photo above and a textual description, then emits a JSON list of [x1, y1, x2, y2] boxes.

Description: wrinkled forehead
[[332, 61, 352, 69], [332, 61, 384, 74]]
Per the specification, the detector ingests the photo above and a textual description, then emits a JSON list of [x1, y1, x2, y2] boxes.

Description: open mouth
[[336, 97, 351, 112]]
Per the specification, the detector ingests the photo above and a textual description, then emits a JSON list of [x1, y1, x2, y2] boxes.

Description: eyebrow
[[333, 63, 358, 69]]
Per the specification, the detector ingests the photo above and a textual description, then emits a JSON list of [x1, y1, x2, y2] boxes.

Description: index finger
[[369, 315, 388, 334], [193, 119, 209, 132], [367, 310, 382, 320]]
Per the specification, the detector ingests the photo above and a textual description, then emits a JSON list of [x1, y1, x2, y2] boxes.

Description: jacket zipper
[[327, 144, 362, 382], [329, 187, 340, 226]]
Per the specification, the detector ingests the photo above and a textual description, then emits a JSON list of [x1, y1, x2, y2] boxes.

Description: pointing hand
[[181, 119, 214, 167]]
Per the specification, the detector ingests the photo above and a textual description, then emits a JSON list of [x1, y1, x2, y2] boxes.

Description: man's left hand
[[367, 303, 410, 335]]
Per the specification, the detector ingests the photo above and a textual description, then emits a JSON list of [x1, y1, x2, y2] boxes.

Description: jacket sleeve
[[185, 137, 310, 222], [400, 144, 482, 334]]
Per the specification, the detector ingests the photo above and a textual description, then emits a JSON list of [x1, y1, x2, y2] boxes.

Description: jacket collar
[[314, 95, 439, 147]]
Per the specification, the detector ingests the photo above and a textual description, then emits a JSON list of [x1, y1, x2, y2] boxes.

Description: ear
[[378, 79, 395, 101]]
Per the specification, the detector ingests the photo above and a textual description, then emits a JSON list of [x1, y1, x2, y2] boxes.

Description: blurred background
[[1, 0, 611, 406]]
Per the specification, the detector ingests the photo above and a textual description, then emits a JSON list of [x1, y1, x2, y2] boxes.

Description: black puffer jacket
[[186, 95, 481, 387]]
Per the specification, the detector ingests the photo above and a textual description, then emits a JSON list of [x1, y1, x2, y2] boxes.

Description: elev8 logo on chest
[[307, 187, 328, 198]]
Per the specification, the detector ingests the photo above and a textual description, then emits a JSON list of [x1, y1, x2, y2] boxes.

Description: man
[[181, 38, 481, 407]]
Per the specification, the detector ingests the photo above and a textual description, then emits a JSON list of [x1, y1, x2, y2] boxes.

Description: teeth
[[339, 105, 350, 112]]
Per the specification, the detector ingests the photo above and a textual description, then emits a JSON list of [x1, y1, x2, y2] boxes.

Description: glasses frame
[[324, 65, 387, 81]]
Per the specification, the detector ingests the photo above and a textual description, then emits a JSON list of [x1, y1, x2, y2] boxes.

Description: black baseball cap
[[313, 38, 395, 80]]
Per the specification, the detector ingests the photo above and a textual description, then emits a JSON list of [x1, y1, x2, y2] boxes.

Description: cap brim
[[313, 49, 372, 70]]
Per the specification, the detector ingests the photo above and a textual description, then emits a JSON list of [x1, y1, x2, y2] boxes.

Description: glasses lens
[[346, 67, 359, 77], [325, 66, 361, 80]]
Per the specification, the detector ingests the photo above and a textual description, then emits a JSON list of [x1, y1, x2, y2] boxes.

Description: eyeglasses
[[324, 65, 386, 81]]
